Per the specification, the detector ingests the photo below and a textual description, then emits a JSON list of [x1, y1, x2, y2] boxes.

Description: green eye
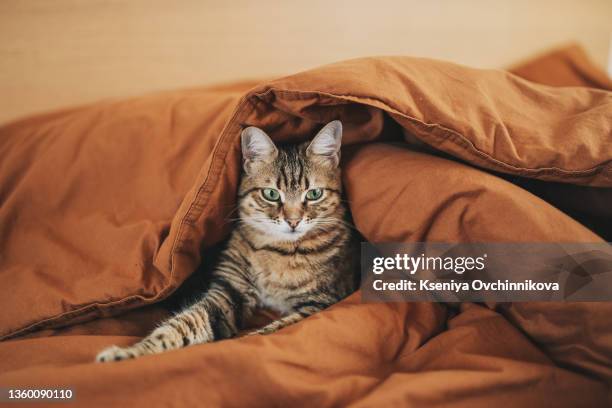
[[305, 188, 323, 201], [261, 188, 281, 201]]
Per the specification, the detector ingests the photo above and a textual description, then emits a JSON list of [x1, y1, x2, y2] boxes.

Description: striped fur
[[97, 121, 354, 362]]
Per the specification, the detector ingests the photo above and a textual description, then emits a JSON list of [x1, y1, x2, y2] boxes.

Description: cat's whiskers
[[311, 217, 358, 232]]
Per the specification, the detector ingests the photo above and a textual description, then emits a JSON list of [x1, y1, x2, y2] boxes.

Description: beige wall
[[1, 0, 610, 124]]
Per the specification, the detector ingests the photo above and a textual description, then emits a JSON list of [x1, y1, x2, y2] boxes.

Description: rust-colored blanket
[[1, 45, 611, 407]]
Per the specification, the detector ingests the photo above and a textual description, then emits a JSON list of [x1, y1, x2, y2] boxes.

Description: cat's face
[[238, 121, 345, 242]]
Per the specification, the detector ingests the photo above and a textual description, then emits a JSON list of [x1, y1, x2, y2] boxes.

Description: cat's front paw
[[96, 345, 136, 363]]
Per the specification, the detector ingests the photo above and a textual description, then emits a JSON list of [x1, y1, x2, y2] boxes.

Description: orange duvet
[[0, 45, 611, 407]]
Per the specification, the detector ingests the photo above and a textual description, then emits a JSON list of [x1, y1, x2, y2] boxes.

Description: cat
[[96, 120, 355, 362]]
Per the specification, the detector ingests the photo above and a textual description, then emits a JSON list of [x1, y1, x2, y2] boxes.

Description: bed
[[0, 45, 610, 407]]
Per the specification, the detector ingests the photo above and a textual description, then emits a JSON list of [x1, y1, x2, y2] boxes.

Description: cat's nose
[[286, 218, 301, 230]]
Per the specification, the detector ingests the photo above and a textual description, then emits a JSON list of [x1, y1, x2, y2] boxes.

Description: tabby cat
[[96, 120, 355, 362]]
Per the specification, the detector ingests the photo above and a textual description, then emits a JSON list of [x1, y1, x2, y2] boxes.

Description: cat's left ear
[[306, 120, 342, 167], [241, 126, 278, 174]]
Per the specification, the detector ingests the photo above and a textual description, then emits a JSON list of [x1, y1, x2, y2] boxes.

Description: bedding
[[0, 45, 611, 406]]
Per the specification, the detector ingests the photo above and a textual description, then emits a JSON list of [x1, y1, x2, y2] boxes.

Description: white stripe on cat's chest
[[256, 284, 292, 315], [250, 253, 312, 315]]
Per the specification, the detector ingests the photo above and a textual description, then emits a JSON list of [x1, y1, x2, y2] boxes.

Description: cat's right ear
[[241, 126, 278, 174]]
